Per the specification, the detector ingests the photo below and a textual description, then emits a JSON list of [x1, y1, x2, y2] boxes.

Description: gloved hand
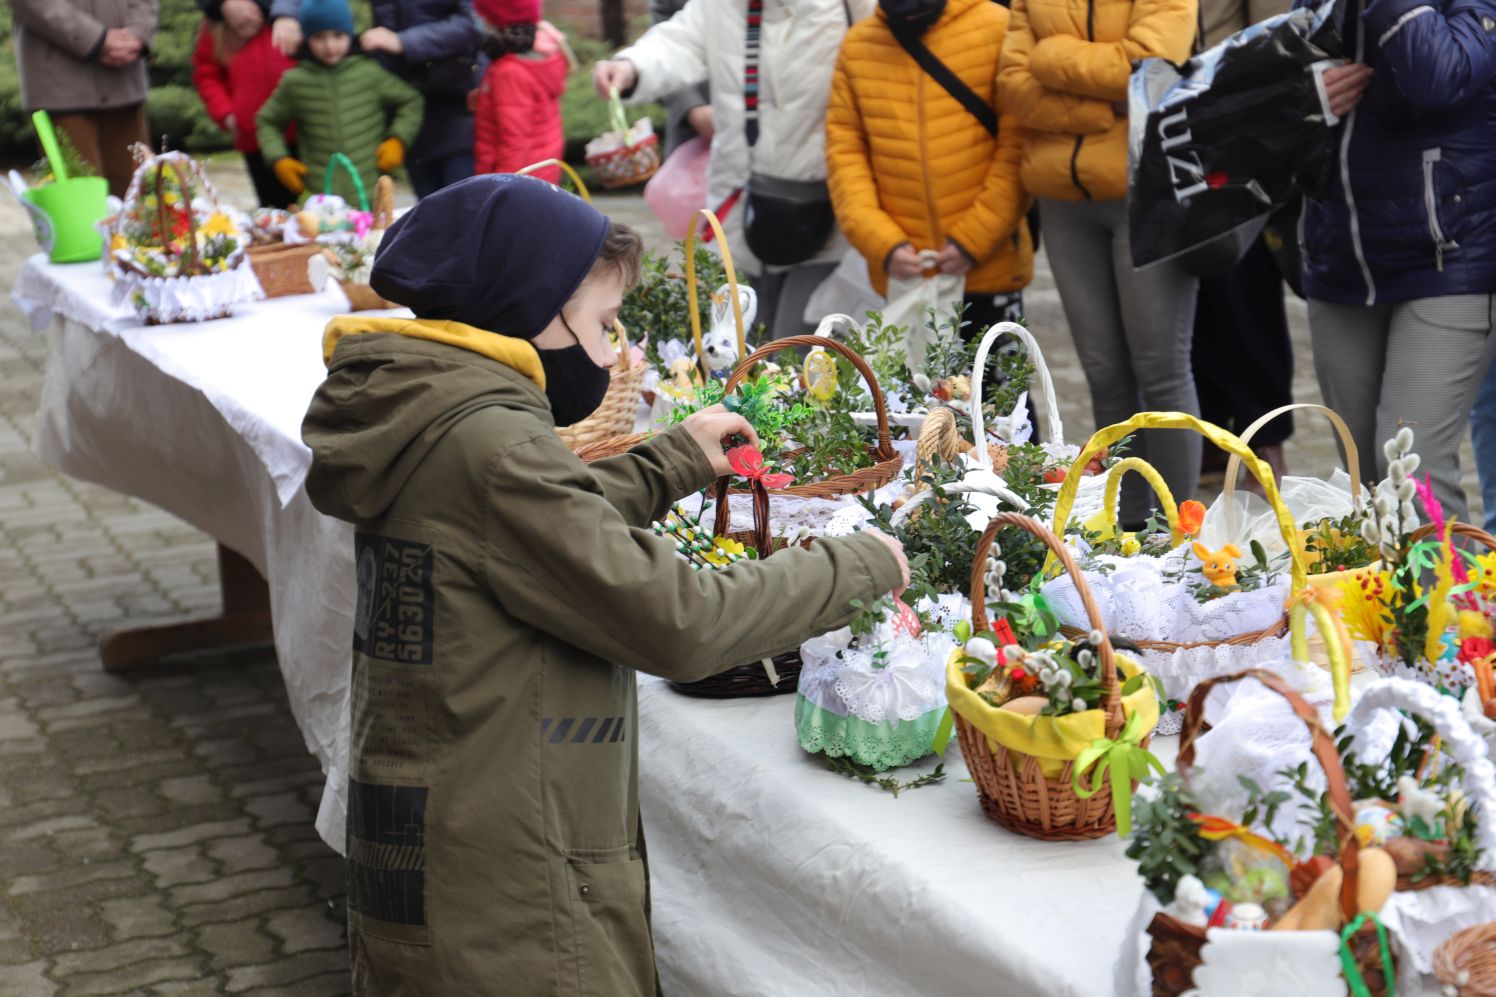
[[376, 138, 404, 172], [273, 157, 307, 194]]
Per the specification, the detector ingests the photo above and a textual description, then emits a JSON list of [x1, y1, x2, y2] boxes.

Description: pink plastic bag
[[644, 135, 710, 240]]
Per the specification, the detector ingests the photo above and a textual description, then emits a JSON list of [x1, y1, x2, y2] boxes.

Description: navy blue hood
[[369, 174, 609, 339]]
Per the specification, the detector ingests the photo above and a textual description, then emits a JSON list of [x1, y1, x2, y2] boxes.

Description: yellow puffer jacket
[[998, 0, 1196, 202], [826, 0, 1032, 297]]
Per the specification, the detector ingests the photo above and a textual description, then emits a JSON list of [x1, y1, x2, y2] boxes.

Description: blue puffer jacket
[[269, 0, 483, 163], [1297, 0, 1496, 305]]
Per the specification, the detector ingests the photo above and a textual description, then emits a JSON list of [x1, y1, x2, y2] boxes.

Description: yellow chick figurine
[[1192, 541, 1243, 589]]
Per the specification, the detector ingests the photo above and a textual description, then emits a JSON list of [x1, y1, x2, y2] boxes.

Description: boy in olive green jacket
[[302, 174, 907, 995], [255, 0, 422, 204]]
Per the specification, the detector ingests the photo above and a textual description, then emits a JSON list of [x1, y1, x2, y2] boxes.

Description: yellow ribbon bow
[[1070, 711, 1164, 837]]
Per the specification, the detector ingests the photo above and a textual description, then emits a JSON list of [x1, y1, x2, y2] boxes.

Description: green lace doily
[[795, 695, 945, 772]]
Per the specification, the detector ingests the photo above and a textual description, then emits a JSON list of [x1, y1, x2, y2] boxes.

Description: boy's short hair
[[587, 222, 644, 290]]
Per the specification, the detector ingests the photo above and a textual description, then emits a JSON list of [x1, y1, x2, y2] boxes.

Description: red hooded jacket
[[192, 22, 295, 154], [473, 48, 568, 181]]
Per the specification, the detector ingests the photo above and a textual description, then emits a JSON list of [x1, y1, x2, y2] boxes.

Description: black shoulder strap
[[889, 24, 997, 137]]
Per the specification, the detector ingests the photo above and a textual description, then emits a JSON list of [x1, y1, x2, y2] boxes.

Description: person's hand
[[686, 104, 715, 139], [593, 60, 637, 99], [935, 239, 976, 276], [376, 138, 405, 172], [862, 528, 911, 594], [273, 156, 308, 194], [680, 404, 761, 476], [466, 88, 481, 113], [1322, 62, 1373, 118], [99, 28, 143, 67], [361, 26, 403, 54], [223, 113, 237, 135], [886, 243, 923, 279], [221, 0, 264, 40], [271, 17, 303, 56]]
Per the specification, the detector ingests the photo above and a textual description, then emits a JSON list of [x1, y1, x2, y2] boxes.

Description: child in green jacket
[[255, 0, 423, 204], [302, 175, 909, 995]]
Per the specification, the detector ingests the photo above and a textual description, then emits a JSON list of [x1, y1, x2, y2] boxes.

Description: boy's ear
[[1191, 541, 1209, 560]]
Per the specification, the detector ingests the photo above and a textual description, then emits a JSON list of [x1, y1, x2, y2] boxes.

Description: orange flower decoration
[[1178, 500, 1206, 537]]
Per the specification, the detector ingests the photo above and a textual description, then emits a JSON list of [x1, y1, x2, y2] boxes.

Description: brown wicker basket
[[952, 512, 1154, 840], [336, 175, 397, 311], [1437, 921, 1496, 995], [557, 322, 647, 451], [669, 471, 806, 698], [247, 242, 322, 298], [1146, 668, 1396, 997]]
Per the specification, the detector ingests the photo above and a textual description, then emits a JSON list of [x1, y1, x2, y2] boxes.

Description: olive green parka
[[256, 54, 423, 205], [302, 316, 903, 996]]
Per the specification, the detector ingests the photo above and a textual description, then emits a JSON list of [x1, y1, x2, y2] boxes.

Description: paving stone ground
[[0, 158, 1482, 996]]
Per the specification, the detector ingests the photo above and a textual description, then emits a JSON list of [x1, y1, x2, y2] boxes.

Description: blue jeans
[[407, 152, 474, 200], [1473, 356, 1496, 531]]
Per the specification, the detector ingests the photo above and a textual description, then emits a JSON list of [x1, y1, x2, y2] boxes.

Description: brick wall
[[547, 0, 651, 40]]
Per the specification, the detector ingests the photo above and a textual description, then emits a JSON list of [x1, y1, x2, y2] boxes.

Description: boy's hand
[[376, 138, 405, 172], [861, 528, 911, 594], [361, 27, 403, 54], [886, 243, 923, 279], [681, 404, 760, 477], [273, 157, 308, 194], [593, 60, 637, 99], [272, 17, 303, 56]]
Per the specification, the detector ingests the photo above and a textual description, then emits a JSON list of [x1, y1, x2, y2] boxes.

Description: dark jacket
[[269, 0, 483, 164], [1298, 0, 1496, 305]]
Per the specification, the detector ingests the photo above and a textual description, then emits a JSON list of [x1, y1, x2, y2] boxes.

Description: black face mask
[[880, 0, 946, 33], [536, 314, 612, 428]]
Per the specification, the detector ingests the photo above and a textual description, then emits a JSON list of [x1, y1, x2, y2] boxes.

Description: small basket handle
[[1073, 456, 1183, 548], [968, 322, 1063, 455], [324, 152, 369, 211], [969, 512, 1125, 739], [1222, 403, 1363, 539], [684, 209, 746, 381], [516, 159, 591, 201], [1176, 667, 1361, 922]]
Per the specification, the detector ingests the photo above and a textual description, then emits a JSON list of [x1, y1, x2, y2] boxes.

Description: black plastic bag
[[1127, 0, 1346, 271]]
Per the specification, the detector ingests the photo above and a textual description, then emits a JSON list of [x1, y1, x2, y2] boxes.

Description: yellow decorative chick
[[1192, 541, 1243, 589]]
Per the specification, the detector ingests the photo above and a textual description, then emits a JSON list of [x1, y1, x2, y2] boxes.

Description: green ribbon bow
[[1340, 912, 1395, 997], [1069, 711, 1163, 837]]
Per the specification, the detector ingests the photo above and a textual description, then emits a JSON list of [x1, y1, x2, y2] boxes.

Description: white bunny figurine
[[700, 284, 758, 376]]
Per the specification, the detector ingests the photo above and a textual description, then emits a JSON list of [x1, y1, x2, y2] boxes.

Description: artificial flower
[[725, 445, 794, 489], [1459, 636, 1496, 667], [703, 536, 746, 567], [1459, 610, 1494, 641], [199, 212, 238, 238], [1178, 500, 1206, 537]]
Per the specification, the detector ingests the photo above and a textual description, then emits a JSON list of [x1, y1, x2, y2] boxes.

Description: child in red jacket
[[192, 0, 297, 207], [472, 0, 569, 183]]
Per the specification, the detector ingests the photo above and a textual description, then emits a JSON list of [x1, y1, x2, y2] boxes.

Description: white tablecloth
[[18, 253, 379, 850]]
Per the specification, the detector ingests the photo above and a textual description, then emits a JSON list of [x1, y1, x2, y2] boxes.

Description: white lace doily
[[799, 621, 956, 725], [110, 259, 264, 323], [1041, 547, 1290, 700]]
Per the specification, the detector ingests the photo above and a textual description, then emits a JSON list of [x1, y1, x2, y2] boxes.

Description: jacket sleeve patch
[[347, 779, 428, 928], [354, 533, 435, 666]]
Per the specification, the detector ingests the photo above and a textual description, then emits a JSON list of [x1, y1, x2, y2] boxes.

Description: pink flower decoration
[[348, 210, 376, 240], [1416, 473, 1468, 583]]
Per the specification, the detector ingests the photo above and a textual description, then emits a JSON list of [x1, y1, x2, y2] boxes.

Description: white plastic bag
[[802, 247, 885, 324], [1198, 468, 1358, 557], [884, 252, 964, 371]]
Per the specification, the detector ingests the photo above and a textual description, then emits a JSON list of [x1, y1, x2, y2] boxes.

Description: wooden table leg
[[99, 544, 274, 673]]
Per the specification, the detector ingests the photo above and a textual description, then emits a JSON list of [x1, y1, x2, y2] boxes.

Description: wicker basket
[[1146, 668, 1396, 996], [669, 470, 807, 698], [247, 242, 322, 298], [1437, 922, 1496, 995], [585, 90, 661, 189], [556, 322, 648, 450], [1048, 413, 1318, 695], [950, 512, 1160, 840]]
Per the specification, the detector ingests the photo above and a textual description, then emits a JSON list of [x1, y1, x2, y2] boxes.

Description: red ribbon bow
[[726, 445, 794, 490]]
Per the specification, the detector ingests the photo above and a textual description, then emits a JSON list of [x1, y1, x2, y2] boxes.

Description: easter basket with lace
[[1042, 413, 1310, 703], [105, 148, 263, 324]]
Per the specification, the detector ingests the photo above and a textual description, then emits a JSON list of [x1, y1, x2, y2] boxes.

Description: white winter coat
[[618, 0, 873, 271]]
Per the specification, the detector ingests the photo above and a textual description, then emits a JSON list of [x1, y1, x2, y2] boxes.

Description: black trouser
[[1191, 238, 1295, 446], [244, 149, 299, 210]]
